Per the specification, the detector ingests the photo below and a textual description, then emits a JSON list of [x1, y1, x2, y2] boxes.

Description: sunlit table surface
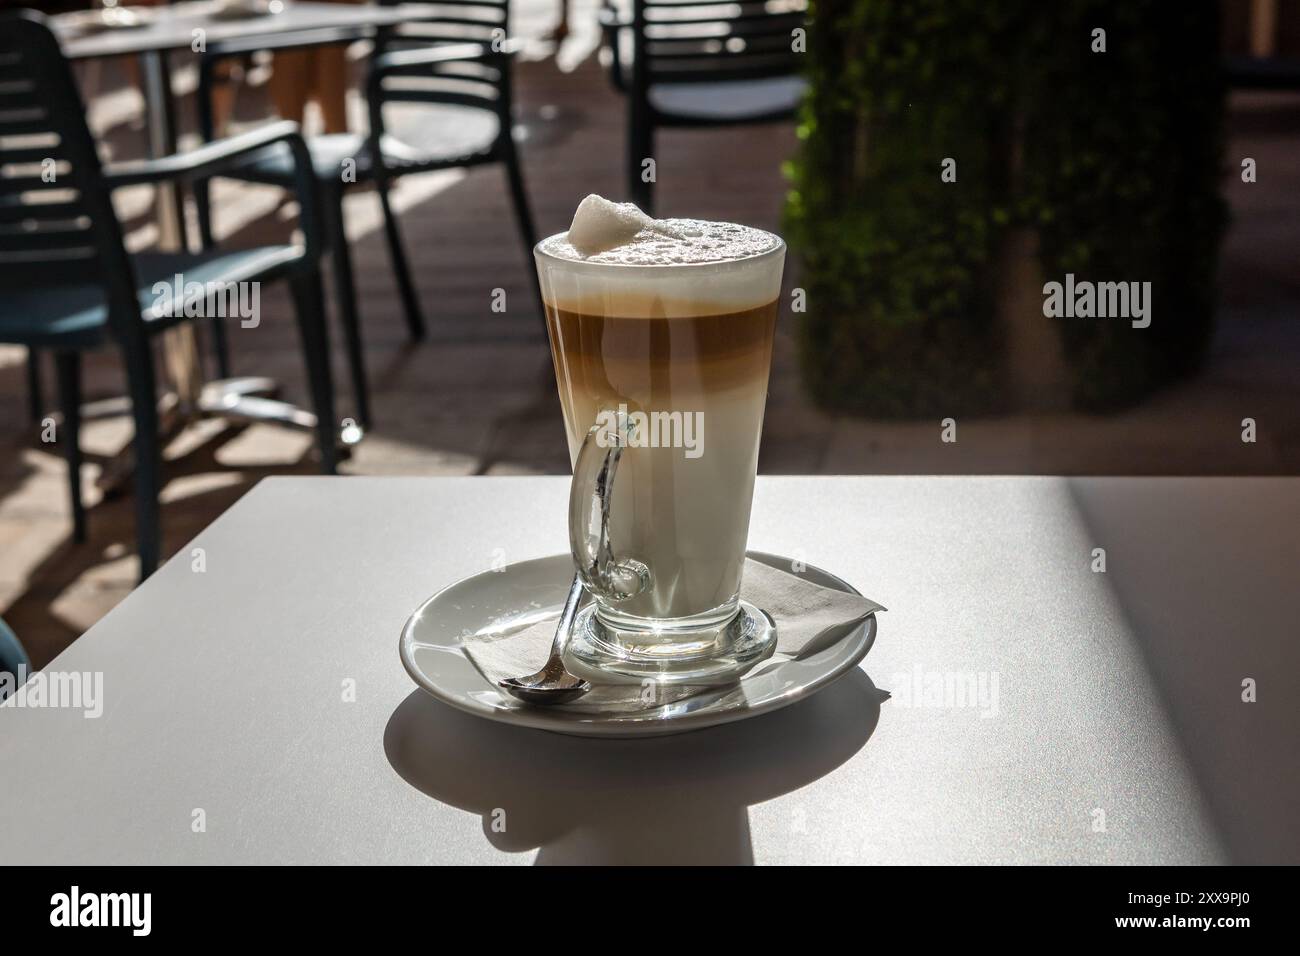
[[0, 476, 1295, 864]]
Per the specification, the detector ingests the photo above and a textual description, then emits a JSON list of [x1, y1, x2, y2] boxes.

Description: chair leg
[[195, 178, 215, 249], [54, 351, 86, 544], [500, 140, 544, 321], [325, 190, 372, 429], [25, 348, 44, 425], [501, 139, 539, 258], [121, 341, 161, 581], [192, 180, 231, 379], [209, 315, 231, 379], [289, 268, 340, 475], [628, 112, 654, 214], [375, 178, 427, 342]]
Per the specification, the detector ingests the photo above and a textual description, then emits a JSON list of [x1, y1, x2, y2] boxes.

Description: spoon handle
[[549, 574, 586, 665]]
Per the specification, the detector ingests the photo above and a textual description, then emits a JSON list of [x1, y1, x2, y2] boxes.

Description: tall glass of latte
[[535, 212, 785, 684]]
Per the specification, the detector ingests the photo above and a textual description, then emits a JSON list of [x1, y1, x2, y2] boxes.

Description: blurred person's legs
[[269, 0, 357, 134], [314, 46, 350, 134], [270, 48, 314, 127], [269, 45, 349, 133]]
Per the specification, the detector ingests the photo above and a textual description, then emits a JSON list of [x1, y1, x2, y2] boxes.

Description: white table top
[[1, 476, 1295, 864], [55, 1, 418, 60]]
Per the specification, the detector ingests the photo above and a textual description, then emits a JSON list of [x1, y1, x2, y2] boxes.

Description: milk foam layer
[[536, 210, 784, 316], [540, 217, 779, 267]]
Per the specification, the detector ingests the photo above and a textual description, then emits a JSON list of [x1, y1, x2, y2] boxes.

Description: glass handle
[[568, 412, 651, 604]]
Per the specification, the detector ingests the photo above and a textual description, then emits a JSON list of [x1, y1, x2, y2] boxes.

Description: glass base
[[563, 600, 777, 687]]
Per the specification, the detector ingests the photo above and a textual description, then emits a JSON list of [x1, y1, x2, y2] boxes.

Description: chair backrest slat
[[647, 61, 799, 83], [0, 110, 58, 137], [377, 0, 506, 31], [645, 12, 805, 37], [397, 16, 503, 33], [378, 0, 506, 56], [0, 220, 95, 254], [370, 0, 513, 124], [374, 85, 500, 111], [0, 54, 28, 80], [0, 198, 85, 223], [0, 142, 67, 166], [632, 0, 807, 86], [0, 173, 72, 197], [648, 33, 804, 56], [0, 13, 135, 316], [0, 83, 41, 111], [642, 0, 792, 10], [377, 58, 503, 84]]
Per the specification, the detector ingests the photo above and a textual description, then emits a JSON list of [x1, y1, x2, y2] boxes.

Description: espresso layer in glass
[[546, 300, 778, 625]]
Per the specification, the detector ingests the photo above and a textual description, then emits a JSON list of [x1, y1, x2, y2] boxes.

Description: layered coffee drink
[[536, 209, 783, 639]]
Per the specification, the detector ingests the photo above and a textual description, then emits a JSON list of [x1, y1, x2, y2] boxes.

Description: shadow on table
[[383, 668, 886, 864], [1066, 478, 1299, 863]]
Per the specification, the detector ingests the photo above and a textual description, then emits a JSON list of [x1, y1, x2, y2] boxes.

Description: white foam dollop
[[566, 195, 652, 256], [544, 194, 778, 267]]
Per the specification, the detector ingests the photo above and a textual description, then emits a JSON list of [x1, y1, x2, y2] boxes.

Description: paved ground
[[2, 3, 1298, 666]]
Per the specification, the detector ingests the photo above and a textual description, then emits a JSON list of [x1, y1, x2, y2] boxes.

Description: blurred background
[[1, 0, 1297, 667]]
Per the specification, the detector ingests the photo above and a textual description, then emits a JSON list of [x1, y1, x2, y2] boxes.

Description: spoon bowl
[[497, 575, 591, 705]]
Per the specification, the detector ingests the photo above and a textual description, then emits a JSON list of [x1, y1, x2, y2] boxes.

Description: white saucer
[[399, 551, 879, 738]]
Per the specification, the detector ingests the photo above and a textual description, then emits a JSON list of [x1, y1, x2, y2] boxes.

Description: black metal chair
[[600, 0, 808, 213], [0, 11, 338, 580], [195, 0, 538, 429]]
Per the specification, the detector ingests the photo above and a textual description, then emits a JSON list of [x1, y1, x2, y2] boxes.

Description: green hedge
[[784, 1, 1226, 415]]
